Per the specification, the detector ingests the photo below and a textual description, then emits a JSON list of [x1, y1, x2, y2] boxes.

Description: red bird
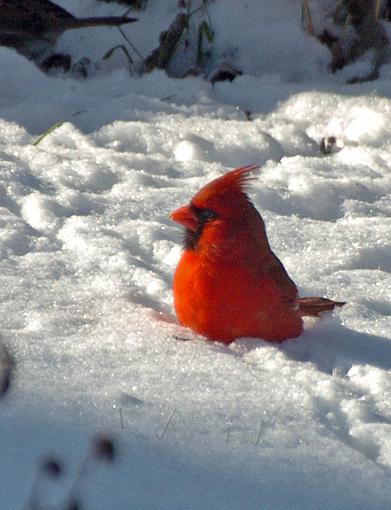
[[170, 165, 345, 343]]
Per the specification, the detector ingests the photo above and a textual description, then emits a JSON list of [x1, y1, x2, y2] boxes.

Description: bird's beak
[[170, 205, 198, 232]]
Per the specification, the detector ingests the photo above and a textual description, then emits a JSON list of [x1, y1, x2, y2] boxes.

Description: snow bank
[[0, 1, 390, 509]]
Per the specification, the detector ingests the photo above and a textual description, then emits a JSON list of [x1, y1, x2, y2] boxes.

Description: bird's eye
[[199, 208, 217, 221], [190, 203, 217, 222]]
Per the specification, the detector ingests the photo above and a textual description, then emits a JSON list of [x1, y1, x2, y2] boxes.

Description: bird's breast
[[173, 250, 303, 342]]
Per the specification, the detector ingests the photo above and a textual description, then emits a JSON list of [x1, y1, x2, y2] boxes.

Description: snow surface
[[0, 1, 391, 508]]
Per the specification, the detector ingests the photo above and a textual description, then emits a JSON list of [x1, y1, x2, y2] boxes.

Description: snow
[[1, 0, 391, 508]]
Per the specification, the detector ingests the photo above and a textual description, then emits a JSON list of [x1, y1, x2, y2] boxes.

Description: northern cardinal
[[0, 0, 137, 71], [170, 165, 345, 343]]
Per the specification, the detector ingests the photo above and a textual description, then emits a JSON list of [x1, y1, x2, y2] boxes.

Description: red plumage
[[171, 165, 345, 343]]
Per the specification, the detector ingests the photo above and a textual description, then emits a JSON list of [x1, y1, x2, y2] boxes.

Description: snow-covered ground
[[1, 1, 391, 508]]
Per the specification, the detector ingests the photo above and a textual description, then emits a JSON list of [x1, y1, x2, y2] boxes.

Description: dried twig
[[118, 25, 147, 66], [23, 436, 117, 510], [144, 14, 189, 72], [103, 43, 134, 74], [375, 0, 383, 17], [156, 409, 176, 438], [32, 120, 65, 146], [302, 0, 314, 35], [255, 420, 265, 446], [0, 344, 15, 399]]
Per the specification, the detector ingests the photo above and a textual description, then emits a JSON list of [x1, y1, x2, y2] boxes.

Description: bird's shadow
[[212, 316, 391, 376], [280, 318, 391, 375]]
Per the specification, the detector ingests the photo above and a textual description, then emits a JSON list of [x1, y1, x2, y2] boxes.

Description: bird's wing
[[261, 252, 299, 310]]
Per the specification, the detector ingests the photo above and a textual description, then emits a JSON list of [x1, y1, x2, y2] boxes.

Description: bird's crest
[[192, 165, 260, 205]]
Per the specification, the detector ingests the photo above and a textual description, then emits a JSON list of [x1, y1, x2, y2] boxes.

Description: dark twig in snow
[[156, 409, 176, 438], [0, 344, 15, 399], [255, 420, 266, 446]]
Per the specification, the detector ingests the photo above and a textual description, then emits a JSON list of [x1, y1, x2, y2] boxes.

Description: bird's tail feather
[[60, 17, 138, 31], [299, 297, 346, 317]]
